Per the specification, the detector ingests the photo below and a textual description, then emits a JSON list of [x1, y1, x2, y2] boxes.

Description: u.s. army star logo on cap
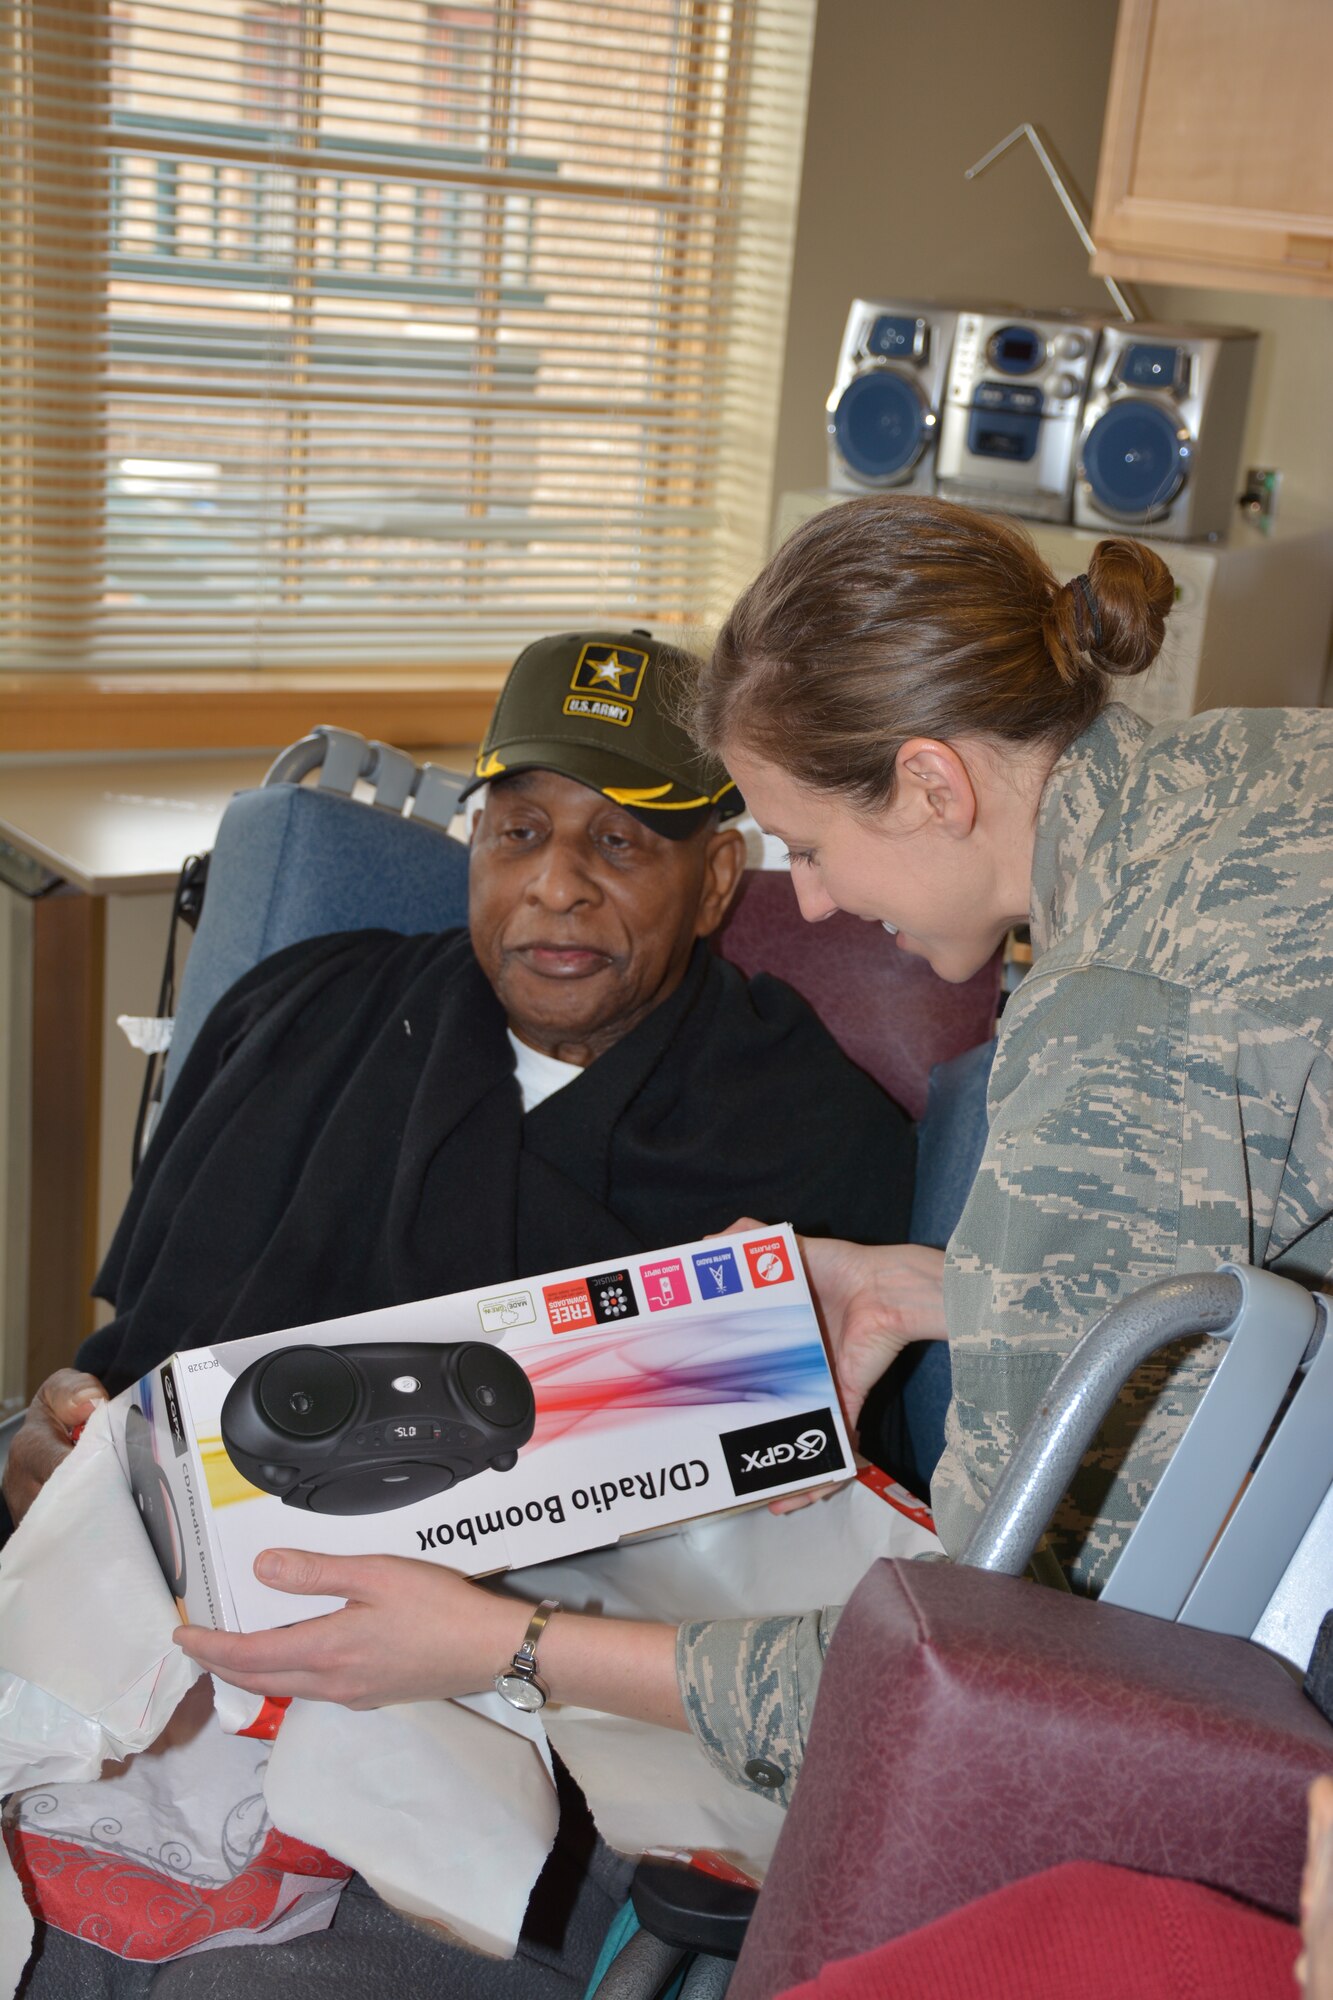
[[569, 643, 648, 703]]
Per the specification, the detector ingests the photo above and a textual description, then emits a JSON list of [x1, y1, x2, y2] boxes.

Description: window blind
[[0, 0, 814, 672]]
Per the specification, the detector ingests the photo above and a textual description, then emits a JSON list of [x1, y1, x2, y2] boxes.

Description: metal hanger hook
[[964, 121, 1140, 323]]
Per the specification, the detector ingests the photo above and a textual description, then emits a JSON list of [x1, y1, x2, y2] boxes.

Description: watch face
[[495, 1671, 547, 1712]]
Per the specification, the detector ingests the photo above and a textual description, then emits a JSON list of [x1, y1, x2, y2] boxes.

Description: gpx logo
[[720, 1406, 845, 1498], [748, 1424, 820, 1472], [740, 1428, 828, 1472]]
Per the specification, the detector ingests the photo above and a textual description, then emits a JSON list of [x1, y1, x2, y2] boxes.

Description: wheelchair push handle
[[960, 1269, 1248, 1578], [262, 725, 469, 829]]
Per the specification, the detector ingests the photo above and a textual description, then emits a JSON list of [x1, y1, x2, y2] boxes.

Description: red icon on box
[[543, 1278, 595, 1332], [641, 1259, 689, 1312], [743, 1236, 794, 1287]]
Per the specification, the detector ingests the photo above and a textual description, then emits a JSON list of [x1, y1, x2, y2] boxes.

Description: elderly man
[[6, 624, 913, 1511], [5, 630, 915, 1998]]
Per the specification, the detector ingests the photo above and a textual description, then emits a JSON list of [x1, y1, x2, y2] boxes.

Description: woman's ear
[[893, 738, 978, 839]]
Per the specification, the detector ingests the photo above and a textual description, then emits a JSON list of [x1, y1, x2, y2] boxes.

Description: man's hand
[[174, 1549, 526, 1710], [2, 1369, 108, 1526], [798, 1238, 948, 1424]]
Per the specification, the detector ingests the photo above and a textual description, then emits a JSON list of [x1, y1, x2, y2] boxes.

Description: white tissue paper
[[264, 1694, 557, 1959], [0, 1393, 560, 1985], [0, 1398, 200, 1986], [508, 1472, 942, 1872], [116, 1014, 175, 1054], [0, 1388, 938, 1993], [0, 1398, 199, 1784]]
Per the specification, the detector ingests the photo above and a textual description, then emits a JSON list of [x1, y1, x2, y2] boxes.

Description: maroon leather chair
[[715, 870, 1002, 1120], [728, 1558, 1333, 2000]]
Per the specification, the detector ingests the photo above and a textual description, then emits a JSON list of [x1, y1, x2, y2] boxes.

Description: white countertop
[[0, 746, 476, 895]]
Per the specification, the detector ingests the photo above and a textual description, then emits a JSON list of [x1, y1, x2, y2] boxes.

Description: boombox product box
[[110, 1224, 854, 1633]]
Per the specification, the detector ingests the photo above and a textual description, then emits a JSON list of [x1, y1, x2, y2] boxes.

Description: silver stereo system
[[823, 302, 1258, 539], [935, 309, 1102, 524], [826, 300, 961, 496], [1074, 324, 1258, 543]]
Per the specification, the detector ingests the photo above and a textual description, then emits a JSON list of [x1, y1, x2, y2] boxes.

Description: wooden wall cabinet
[[1091, 0, 1333, 298]]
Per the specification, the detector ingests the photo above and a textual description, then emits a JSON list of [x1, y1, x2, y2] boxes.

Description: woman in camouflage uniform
[[701, 493, 1333, 1584], [669, 490, 1333, 1795]]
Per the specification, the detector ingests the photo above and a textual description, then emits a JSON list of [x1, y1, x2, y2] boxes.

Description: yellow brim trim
[[603, 783, 710, 810]]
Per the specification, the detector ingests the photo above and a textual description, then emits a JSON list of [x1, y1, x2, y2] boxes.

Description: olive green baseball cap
[[460, 629, 742, 839]]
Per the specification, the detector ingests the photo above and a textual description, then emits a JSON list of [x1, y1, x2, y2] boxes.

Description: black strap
[[130, 851, 210, 1175]]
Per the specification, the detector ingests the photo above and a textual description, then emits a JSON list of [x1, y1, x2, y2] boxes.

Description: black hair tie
[[1072, 573, 1104, 651]]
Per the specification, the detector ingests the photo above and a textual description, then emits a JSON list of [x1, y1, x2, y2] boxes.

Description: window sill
[[0, 669, 509, 755]]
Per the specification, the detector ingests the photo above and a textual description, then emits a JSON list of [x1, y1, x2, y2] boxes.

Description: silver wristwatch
[[494, 1598, 560, 1712]]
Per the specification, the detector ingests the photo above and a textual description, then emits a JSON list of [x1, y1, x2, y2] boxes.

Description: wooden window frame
[[0, 666, 509, 752]]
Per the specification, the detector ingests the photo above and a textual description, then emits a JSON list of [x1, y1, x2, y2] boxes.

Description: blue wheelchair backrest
[[165, 739, 471, 1099]]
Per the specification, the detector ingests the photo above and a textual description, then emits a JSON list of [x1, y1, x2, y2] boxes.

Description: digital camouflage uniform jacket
[[678, 703, 1333, 1803], [935, 701, 1333, 1584]]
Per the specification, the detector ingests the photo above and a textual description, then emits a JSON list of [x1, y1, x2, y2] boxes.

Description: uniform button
[[743, 1758, 786, 1790]]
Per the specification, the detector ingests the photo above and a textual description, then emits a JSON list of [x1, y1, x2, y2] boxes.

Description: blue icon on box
[[692, 1247, 743, 1299]]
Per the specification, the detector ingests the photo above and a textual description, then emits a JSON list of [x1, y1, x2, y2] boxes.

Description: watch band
[[495, 1598, 560, 1710], [514, 1597, 559, 1672]]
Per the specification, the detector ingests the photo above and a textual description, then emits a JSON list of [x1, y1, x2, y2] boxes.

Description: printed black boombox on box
[[111, 1225, 855, 1632]]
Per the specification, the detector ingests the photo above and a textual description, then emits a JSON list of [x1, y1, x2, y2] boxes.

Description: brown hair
[[694, 495, 1175, 812]]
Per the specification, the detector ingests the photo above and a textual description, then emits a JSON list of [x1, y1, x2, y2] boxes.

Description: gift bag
[[4, 1678, 349, 1960]]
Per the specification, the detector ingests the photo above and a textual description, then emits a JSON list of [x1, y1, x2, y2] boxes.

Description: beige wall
[[0, 888, 33, 1409], [775, 0, 1333, 522], [94, 892, 187, 1327], [774, 0, 1122, 503]]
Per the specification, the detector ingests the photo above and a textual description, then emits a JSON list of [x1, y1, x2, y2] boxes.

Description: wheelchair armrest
[[586, 1859, 758, 2000], [727, 1557, 1333, 2000], [630, 1857, 758, 1960]]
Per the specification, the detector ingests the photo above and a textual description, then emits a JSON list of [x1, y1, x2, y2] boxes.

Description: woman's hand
[[174, 1550, 527, 1710], [717, 1222, 948, 1428], [798, 1238, 948, 1424], [1, 1369, 108, 1526], [715, 1222, 947, 1513], [767, 1242, 946, 1515], [174, 1550, 688, 1729]]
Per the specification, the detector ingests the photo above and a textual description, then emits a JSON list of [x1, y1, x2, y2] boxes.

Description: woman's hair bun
[[1044, 537, 1175, 684], [698, 496, 1179, 807]]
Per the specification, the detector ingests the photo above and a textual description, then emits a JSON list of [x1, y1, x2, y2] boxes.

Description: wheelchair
[[5, 729, 1329, 2000]]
